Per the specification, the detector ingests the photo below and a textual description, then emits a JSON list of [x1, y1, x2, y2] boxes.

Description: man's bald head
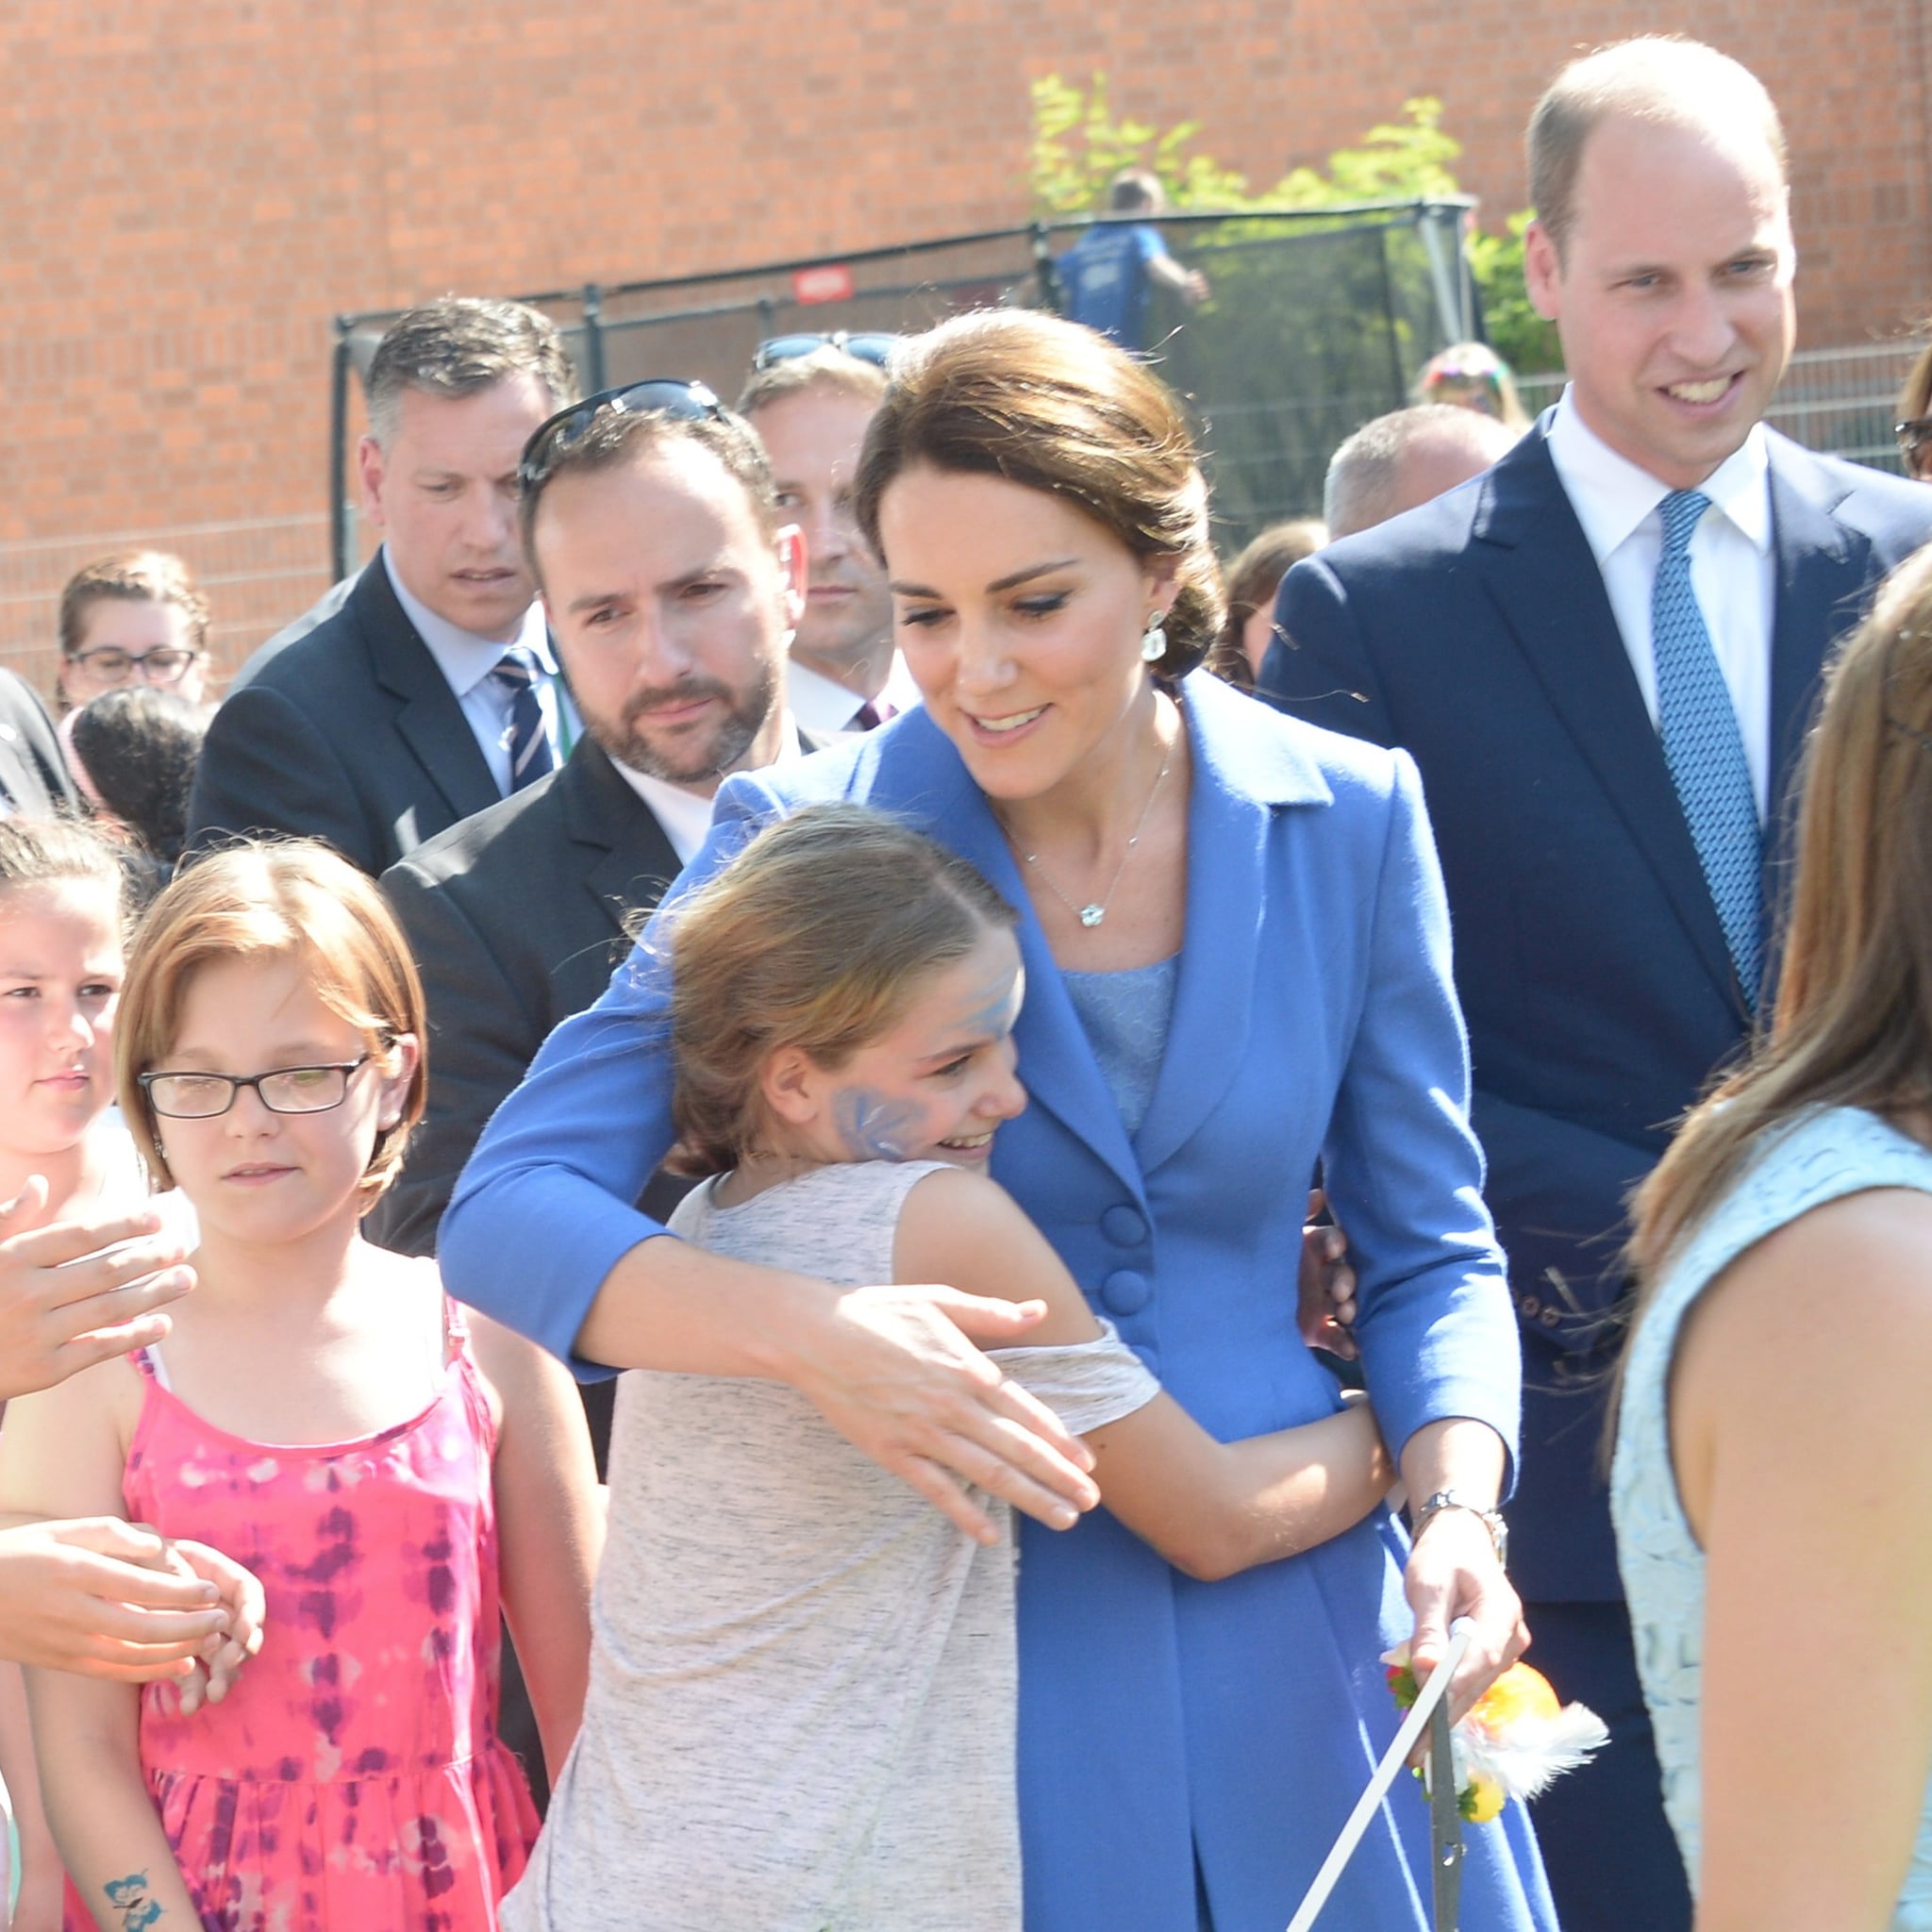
[[1528, 38, 1787, 264], [1324, 406, 1519, 540]]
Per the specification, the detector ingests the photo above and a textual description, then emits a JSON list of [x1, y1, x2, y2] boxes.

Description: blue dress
[[443, 672, 1555, 1932], [1613, 1106, 1932, 1926]]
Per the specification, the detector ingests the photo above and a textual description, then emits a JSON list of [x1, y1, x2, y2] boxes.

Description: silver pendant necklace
[[1002, 745, 1173, 929]]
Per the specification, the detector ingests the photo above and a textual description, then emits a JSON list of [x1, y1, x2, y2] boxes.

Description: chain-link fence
[[329, 199, 1481, 576]]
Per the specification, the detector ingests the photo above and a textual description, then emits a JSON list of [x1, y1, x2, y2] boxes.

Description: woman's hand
[[0, 1518, 237, 1680], [1404, 1506, 1528, 1724], [0, 1181, 194, 1400], [1296, 1189, 1358, 1358], [787, 1283, 1100, 1546]]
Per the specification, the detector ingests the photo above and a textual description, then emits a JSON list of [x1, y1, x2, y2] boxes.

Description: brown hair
[[117, 841, 426, 1202], [667, 805, 1017, 1174], [1209, 519, 1327, 691], [1528, 38, 1787, 261], [1628, 544, 1932, 1295], [0, 816, 133, 933], [852, 308, 1224, 678], [520, 403, 778, 578], [58, 550, 210, 659], [736, 345, 889, 421], [364, 296, 576, 447]]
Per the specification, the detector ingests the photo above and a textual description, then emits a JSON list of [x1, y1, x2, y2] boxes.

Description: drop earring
[[1140, 611, 1168, 663]]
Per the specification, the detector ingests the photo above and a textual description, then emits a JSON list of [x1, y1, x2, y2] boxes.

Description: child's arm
[[896, 1170, 1394, 1581], [0, 1365, 206, 1929], [0, 1659, 59, 1932], [469, 1310, 602, 1784]]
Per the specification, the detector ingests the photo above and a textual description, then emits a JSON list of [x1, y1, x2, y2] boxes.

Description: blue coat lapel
[[1136, 676, 1330, 1174]]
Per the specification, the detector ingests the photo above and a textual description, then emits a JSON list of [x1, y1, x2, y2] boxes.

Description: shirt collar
[[606, 715, 808, 864], [381, 548, 555, 698], [1546, 386, 1774, 564]]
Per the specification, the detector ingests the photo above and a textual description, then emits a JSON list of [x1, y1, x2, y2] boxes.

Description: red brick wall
[[1, 0, 1924, 688]]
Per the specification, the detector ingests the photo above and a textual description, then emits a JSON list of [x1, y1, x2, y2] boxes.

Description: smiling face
[[0, 878, 124, 1162], [358, 375, 555, 641], [535, 438, 798, 789], [1524, 112, 1795, 490], [149, 952, 415, 1250], [768, 923, 1026, 1169], [748, 386, 891, 683], [877, 464, 1174, 804]]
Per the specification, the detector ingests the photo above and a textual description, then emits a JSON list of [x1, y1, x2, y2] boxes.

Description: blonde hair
[[853, 308, 1224, 678], [117, 841, 426, 1202], [1629, 544, 1932, 1291], [668, 805, 1016, 1174]]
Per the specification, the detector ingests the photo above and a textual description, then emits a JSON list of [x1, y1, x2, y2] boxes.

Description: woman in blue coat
[[442, 310, 1553, 1931]]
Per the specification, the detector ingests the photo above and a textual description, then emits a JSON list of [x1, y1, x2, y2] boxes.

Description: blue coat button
[[1100, 1204, 1149, 1248], [1100, 1268, 1153, 1316]]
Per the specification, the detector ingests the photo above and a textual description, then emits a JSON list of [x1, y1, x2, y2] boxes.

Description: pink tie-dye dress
[[62, 1304, 539, 1932]]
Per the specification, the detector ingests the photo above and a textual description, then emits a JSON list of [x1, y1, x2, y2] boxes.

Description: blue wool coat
[[441, 670, 1554, 1932]]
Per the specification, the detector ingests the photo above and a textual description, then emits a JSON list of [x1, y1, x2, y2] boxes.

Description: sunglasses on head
[[752, 331, 901, 373], [517, 378, 726, 492]]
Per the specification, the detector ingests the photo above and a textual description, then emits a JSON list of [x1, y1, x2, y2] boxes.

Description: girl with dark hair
[[446, 309, 1555, 1932], [67, 687, 210, 897]]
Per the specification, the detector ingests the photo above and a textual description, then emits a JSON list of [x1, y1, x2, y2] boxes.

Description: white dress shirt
[[383, 552, 575, 797], [1545, 391, 1775, 819], [784, 653, 923, 736], [607, 716, 808, 866]]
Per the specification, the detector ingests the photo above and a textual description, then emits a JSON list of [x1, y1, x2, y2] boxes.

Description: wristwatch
[[1411, 1490, 1508, 1568]]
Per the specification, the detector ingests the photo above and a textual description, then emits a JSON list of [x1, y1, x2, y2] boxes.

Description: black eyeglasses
[[753, 332, 901, 373], [140, 1055, 374, 1120], [68, 645, 203, 688], [517, 379, 726, 492]]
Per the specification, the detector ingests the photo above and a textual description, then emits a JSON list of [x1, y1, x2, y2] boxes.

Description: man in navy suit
[[1260, 38, 1932, 1932]]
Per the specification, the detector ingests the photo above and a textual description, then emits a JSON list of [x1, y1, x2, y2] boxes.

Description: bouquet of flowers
[[1383, 1645, 1609, 1823]]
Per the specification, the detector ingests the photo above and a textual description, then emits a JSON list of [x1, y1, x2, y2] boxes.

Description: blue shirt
[[1056, 222, 1170, 347]]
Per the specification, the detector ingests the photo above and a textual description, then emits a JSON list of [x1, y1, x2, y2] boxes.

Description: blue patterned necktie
[[491, 645, 556, 793], [1652, 489, 1762, 1005]]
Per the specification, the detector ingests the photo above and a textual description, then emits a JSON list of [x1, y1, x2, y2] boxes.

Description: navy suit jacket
[[187, 552, 501, 875], [1259, 420, 1932, 1601]]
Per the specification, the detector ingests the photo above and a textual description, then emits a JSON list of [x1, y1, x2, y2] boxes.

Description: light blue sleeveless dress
[[1612, 1105, 1932, 1928]]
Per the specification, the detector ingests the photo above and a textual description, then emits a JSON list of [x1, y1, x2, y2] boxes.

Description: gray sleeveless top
[[503, 1158, 1160, 1932], [1612, 1106, 1932, 1926]]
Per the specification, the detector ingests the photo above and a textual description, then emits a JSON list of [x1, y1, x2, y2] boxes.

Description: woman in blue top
[[442, 309, 1554, 1932], [1614, 545, 1932, 1930]]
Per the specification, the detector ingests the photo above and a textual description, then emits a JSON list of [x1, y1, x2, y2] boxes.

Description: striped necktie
[[491, 646, 556, 793], [1651, 489, 1763, 1006]]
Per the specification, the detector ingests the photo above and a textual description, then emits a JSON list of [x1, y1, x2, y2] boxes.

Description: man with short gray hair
[[189, 297, 576, 874], [1323, 404, 1518, 541]]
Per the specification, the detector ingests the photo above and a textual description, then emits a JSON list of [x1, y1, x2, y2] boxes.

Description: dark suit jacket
[[0, 672, 77, 816], [186, 553, 501, 875], [1260, 421, 1932, 1601], [368, 736, 686, 1262]]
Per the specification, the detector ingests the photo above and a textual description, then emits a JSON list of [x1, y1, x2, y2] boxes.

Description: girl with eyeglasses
[[0, 840, 599, 1932], [54, 552, 211, 716]]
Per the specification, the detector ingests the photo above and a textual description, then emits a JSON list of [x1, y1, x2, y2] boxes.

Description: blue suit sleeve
[[1322, 750, 1521, 1491], [437, 773, 781, 1371]]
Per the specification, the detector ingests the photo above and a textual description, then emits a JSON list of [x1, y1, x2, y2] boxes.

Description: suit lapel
[[1134, 676, 1290, 1174], [358, 557, 501, 825], [560, 741, 684, 937], [1474, 435, 1740, 1012]]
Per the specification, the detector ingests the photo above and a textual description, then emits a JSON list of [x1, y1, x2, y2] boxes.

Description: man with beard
[[367, 389, 816, 1266], [737, 346, 919, 731]]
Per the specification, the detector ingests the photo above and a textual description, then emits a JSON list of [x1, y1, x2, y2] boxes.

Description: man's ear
[[758, 1042, 822, 1129], [1523, 218, 1562, 323], [358, 434, 390, 529], [775, 525, 808, 629]]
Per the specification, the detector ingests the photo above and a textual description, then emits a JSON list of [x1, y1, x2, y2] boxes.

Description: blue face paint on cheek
[[829, 1086, 928, 1162]]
